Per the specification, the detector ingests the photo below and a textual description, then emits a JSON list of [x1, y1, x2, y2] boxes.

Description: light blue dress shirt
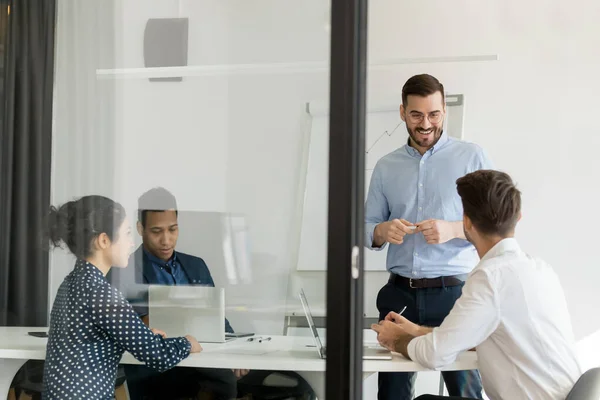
[[365, 132, 493, 279]]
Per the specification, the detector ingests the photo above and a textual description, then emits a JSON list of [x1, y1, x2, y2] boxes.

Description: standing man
[[365, 74, 492, 399]]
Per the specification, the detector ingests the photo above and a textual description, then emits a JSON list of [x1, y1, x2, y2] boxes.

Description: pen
[[398, 306, 407, 315], [247, 336, 272, 342]]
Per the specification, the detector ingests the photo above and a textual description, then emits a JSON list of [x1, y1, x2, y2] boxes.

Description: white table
[[0, 327, 477, 399]]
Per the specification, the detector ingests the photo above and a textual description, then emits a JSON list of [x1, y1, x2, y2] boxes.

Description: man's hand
[[371, 320, 407, 352], [373, 219, 415, 247], [371, 320, 419, 360], [150, 328, 167, 339], [384, 312, 425, 337], [372, 316, 433, 359], [232, 369, 250, 379], [415, 220, 463, 244]]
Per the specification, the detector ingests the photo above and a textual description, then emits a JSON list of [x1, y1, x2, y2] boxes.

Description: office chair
[[236, 370, 316, 400], [10, 360, 43, 400], [566, 367, 600, 400], [11, 361, 128, 400]]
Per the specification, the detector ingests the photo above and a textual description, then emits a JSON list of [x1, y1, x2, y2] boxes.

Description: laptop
[[299, 289, 392, 360], [149, 285, 227, 343]]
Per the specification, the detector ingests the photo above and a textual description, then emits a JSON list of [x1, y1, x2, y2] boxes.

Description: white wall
[[52, 0, 600, 397]]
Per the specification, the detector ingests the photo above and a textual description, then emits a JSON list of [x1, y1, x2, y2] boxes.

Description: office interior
[[1, 1, 600, 399]]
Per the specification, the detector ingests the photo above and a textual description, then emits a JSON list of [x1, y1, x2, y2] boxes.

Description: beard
[[407, 125, 443, 150]]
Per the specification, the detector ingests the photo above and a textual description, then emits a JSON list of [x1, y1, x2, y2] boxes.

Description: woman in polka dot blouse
[[42, 196, 203, 399]]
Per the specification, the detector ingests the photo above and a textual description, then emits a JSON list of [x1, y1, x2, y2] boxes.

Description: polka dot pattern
[[43, 260, 191, 399]]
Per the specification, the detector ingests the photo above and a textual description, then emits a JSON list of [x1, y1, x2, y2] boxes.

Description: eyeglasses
[[407, 111, 443, 125]]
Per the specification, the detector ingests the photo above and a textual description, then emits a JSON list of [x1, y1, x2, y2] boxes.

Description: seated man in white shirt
[[372, 169, 581, 400]]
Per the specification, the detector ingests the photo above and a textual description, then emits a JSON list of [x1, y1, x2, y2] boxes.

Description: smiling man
[[364, 74, 493, 399], [109, 187, 246, 400]]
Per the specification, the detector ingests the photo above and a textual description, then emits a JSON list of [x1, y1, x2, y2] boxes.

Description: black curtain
[[0, 0, 56, 326]]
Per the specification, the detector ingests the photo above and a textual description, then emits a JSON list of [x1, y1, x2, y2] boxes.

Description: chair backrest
[[566, 368, 600, 400]]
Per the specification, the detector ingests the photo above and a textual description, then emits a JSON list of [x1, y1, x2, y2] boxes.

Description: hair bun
[[47, 202, 74, 248]]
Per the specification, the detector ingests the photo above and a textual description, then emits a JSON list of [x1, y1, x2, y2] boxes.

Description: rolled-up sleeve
[[407, 269, 499, 370], [365, 163, 390, 250]]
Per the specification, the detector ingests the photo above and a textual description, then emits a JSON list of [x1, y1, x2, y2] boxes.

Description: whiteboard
[[296, 94, 465, 271]]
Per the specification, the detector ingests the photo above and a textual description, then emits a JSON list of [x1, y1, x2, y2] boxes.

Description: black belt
[[388, 273, 464, 289]]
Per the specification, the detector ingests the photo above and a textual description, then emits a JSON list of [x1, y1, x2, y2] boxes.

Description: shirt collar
[[143, 246, 178, 267], [405, 130, 450, 157], [431, 130, 449, 153], [76, 259, 106, 279], [480, 238, 521, 262]]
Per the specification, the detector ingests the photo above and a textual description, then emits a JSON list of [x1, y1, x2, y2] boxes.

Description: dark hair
[[402, 74, 445, 106], [46, 195, 127, 259], [137, 187, 178, 227], [456, 170, 521, 237]]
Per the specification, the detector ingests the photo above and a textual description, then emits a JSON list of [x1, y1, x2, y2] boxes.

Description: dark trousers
[[376, 277, 483, 400], [124, 364, 238, 400]]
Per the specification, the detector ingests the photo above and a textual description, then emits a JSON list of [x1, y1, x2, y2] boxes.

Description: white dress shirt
[[407, 238, 581, 400]]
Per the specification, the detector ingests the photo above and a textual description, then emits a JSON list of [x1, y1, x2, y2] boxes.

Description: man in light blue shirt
[[365, 74, 492, 400]]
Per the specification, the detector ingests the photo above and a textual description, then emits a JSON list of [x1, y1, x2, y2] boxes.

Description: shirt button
[[413, 271, 417, 276], [419, 207, 422, 211], [415, 252, 418, 256], [420, 161, 424, 165], [419, 183, 423, 187]]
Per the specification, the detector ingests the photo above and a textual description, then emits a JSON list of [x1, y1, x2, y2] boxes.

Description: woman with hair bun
[[42, 195, 202, 400]]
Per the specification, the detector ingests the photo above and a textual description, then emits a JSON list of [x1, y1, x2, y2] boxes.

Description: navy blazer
[[108, 246, 233, 333]]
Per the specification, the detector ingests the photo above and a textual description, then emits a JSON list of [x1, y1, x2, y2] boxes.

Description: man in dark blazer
[[118, 241, 234, 334], [108, 187, 246, 400]]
